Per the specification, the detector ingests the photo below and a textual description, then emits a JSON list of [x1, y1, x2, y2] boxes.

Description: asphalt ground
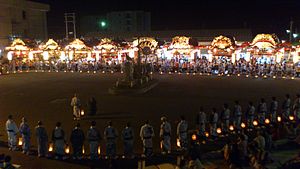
[[0, 72, 299, 168]]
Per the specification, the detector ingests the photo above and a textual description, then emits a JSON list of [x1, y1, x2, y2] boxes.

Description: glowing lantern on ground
[[253, 120, 258, 126], [205, 132, 209, 138], [289, 115, 295, 121], [277, 116, 282, 122], [176, 139, 181, 147], [241, 122, 246, 128], [48, 143, 53, 152], [217, 128, 222, 134], [18, 138, 23, 146], [65, 144, 70, 154], [229, 125, 234, 131], [265, 118, 270, 124], [191, 134, 197, 141], [82, 146, 85, 154], [98, 146, 101, 155], [80, 110, 85, 116]]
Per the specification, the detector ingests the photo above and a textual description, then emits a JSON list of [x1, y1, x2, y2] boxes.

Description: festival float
[[163, 36, 193, 61], [108, 37, 159, 95], [93, 38, 119, 62], [64, 39, 91, 61], [5, 39, 31, 62], [209, 35, 235, 63], [249, 34, 279, 64]]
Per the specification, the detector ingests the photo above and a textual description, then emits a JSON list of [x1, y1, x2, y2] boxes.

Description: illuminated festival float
[[249, 34, 279, 64], [5, 39, 31, 63], [209, 35, 236, 63], [132, 37, 158, 63], [93, 38, 120, 62], [36, 39, 62, 70], [64, 39, 91, 61], [109, 37, 159, 95], [163, 36, 193, 61]]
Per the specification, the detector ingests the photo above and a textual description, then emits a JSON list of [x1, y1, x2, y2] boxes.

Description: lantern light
[[7, 51, 13, 61], [217, 128, 222, 134], [176, 138, 181, 147], [48, 143, 53, 152], [82, 146, 85, 154], [229, 125, 234, 131], [241, 122, 246, 128], [42, 51, 49, 61], [98, 146, 101, 155], [277, 116, 282, 122], [191, 134, 197, 141], [18, 137, 23, 146], [289, 115, 295, 121], [253, 120, 258, 126], [265, 118, 270, 124], [205, 132, 209, 138], [80, 110, 84, 116], [65, 144, 70, 154]]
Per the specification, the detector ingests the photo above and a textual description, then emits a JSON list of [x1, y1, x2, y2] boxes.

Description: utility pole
[[289, 19, 293, 42], [64, 13, 76, 39]]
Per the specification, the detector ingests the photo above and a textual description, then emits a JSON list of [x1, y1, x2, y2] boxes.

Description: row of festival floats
[[2, 34, 300, 76]]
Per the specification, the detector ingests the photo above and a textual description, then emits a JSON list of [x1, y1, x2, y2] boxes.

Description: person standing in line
[[233, 101, 242, 129], [87, 121, 101, 160], [140, 120, 155, 157], [160, 116, 171, 154], [246, 101, 255, 128], [282, 94, 291, 121], [104, 121, 118, 158], [270, 97, 278, 122], [122, 122, 134, 158], [87, 97, 97, 116], [177, 116, 188, 151], [19, 117, 30, 155], [52, 122, 66, 159], [210, 108, 218, 138], [258, 98, 267, 124], [6, 115, 18, 151], [196, 107, 206, 136], [35, 121, 48, 158], [70, 123, 85, 160]]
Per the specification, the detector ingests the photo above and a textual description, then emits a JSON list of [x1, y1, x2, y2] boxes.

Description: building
[[80, 11, 151, 36], [0, 0, 49, 48], [106, 11, 151, 33]]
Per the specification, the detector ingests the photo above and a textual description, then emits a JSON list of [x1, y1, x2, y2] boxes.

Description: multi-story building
[[106, 11, 151, 32], [0, 0, 49, 48]]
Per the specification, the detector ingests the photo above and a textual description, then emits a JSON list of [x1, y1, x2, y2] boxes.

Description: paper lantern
[[265, 118, 270, 124], [65, 144, 70, 154], [253, 120, 258, 126], [241, 122, 246, 128], [18, 137, 23, 146], [176, 138, 181, 147], [48, 143, 53, 152], [191, 134, 197, 141], [217, 128, 222, 134]]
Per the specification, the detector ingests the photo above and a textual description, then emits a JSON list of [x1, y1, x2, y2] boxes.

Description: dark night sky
[[31, 0, 300, 39]]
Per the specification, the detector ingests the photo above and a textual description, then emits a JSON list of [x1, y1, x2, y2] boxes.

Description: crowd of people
[[1, 56, 298, 77], [3, 93, 300, 169]]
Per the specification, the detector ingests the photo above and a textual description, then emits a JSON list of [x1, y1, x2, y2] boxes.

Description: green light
[[101, 21, 106, 27]]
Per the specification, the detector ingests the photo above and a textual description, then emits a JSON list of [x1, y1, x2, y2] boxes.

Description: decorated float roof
[[95, 38, 118, 51], [132, 37, 158, 50], [251, 34, 278, 49], [211, 35, 234, 49], [169, 36, 191, 49], [40, 39, 59, 50], [5, 39, 30, 51], [65, 39, 89, 50]]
